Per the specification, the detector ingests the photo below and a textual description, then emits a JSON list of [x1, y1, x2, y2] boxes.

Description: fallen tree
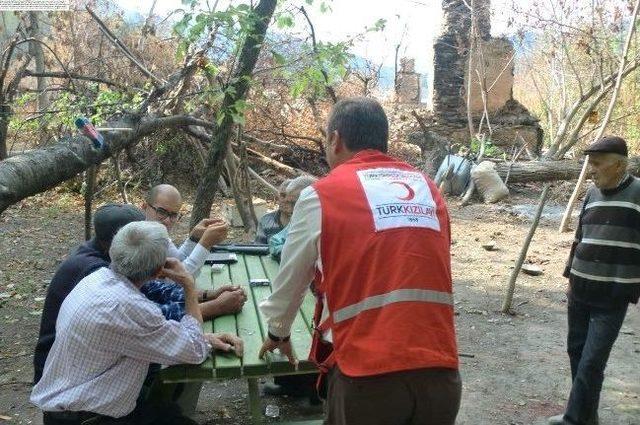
[[0, 115, 213, 214], [494, 157, 640, 183]]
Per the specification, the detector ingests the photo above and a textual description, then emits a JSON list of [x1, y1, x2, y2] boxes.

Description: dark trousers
[[564, 297, 628, 425], [324, 367, 461, 425], [42, 400, 198, 425]]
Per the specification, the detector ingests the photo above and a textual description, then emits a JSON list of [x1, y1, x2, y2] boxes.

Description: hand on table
[[209, 284, 244, 300], [259, 338, 297, 366], [205, 332, 244, 357], [214, 289, 247, 315]]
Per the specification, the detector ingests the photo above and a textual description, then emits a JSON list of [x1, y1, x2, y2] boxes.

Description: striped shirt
[[31, 267, 209, 418], [565, 175, 640, 307], [255, 210, 284, 244]]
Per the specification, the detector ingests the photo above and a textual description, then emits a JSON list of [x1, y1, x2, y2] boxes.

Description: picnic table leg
[[247, 377, 262, 424]]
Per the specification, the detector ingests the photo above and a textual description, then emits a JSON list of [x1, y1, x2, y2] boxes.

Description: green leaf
[[371, 18, 386, 31], [204, 63, 219, 77], [230, 112, 245, 125], [272, 50, 286, 65], [216, 111, 226, 126], [320, 2, 331, 13], [276, 14, 294, 29]]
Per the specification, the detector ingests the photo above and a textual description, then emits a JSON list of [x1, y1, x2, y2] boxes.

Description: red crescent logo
[[390, 181, 415, 201]]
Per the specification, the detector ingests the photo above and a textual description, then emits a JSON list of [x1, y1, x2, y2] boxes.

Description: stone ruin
[[396, 58, 421, 104], [403, 0, 542, 158]]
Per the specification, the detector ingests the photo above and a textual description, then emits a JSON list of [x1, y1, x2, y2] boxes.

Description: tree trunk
[[0, 103, 10, 160], [190, 0, 277, 227], [0, 115, 212, 214], [225, 143, 254, 233], [28, 12, 49, 111], [493, 157, 640, 183]]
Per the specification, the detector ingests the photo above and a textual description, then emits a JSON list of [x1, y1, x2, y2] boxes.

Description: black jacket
[[32, 239, 109, 384]]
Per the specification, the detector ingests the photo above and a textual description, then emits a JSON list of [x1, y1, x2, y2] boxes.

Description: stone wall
[[428, 0, 543, 153], [396, 58, 421, 104], [465, 37, 514, 114], [432, 0, 471, 122]]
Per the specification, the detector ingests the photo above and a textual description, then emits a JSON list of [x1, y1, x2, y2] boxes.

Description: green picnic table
[[156, 253, 321, 424]]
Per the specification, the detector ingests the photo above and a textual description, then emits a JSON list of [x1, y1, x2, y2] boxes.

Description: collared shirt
[[259, 187, 326, 339], [140, 280, 186, 321], [31, 267, 209, 418], [33, 239, 110, 384], [255, 210, 284, 244]]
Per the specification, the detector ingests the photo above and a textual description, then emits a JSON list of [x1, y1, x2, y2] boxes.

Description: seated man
[[31, 221, 243, 425], [262, 176, 319, 403], [268, 176, 318, 262], [255, 179, 291, 244], [33, 203, 146, 384], [141, 184, 247, 320]]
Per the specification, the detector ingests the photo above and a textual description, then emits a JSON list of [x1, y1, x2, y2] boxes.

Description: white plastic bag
[[471, 161, 509, 203]]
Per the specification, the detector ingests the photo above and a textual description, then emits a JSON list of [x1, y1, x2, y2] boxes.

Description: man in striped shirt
[[549, 136, 640, 425]]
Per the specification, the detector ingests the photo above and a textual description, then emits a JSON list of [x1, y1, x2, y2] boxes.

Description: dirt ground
[[0, 185, 638, 425]]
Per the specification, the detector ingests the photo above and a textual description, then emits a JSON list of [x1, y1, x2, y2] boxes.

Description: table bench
[[156, 253, 321, 424]]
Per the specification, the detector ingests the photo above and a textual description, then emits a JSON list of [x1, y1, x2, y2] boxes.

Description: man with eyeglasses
[[141, 184, 247, 321], [140, 184, 247, 417]]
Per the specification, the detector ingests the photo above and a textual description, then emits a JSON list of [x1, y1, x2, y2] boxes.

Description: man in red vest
[[259, 97, 461, 424]]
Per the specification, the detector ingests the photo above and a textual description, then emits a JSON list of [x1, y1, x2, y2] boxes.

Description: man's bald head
[[142, 184, 183, 231], [146, 184, 182, 205]]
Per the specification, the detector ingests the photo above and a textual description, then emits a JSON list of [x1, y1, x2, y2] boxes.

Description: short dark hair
[[327, 97, 389, 153], [94, 203, 145, 245]]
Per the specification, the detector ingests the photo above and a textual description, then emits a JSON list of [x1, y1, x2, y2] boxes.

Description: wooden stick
[[239, 141, 259, 228], [504, 142, 527, 185], [461, 179, 476, 206], [243, 146, 304, 177], [110, 153, 128, 204], [96, 127, 134, 132], [558, 0, 640, 233], [86, 6, 164, 87], [84, 166, 98, 241], [502, 184, 551, 313]]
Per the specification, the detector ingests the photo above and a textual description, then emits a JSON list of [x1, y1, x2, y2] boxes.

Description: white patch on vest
[[356, 168, 440, 232]]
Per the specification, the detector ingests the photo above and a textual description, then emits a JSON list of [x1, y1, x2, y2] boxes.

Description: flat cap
[[584, 136, 628, 157], [94, 203, 146, 244]]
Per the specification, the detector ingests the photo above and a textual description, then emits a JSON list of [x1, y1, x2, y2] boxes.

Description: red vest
[[312, 150, 458, 377]]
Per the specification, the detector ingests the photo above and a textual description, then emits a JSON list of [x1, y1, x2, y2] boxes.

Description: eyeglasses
[[148, 204, 182, 221]]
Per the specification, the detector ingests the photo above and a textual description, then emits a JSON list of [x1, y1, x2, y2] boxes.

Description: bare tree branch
[[86, 6, 165, 87]]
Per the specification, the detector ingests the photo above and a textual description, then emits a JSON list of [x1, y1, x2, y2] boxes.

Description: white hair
[[278, 179, 292, 196], [109, 221, 169, 283], [286, 175, 317, 195]]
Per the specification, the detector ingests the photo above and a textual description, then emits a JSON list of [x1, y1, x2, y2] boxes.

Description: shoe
[[262, 382, 309, 397], [262, 383, 287, 396], [547, 413, 598, 425], [548, 414, 566, 425]]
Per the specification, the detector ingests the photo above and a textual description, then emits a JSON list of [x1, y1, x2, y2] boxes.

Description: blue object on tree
[[75, 117, 105, 150]]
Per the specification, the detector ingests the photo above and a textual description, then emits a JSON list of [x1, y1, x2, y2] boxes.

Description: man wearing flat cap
[[549, 136, 640, 425], [33, 203, 146, 384]]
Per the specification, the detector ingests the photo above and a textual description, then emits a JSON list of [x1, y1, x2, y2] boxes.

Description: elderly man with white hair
[[549, 136, 640, 425], [31, 221, 243, 425]]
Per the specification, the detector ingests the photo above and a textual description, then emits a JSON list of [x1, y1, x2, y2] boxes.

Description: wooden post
[[502, 184, 551, 313], [84, 166, 97, 241], [558, 156, 588, 233]]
